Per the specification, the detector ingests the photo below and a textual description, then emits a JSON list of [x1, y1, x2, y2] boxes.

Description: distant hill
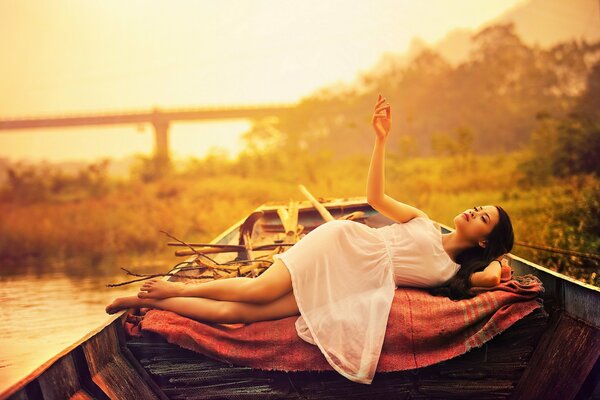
[[401, 0, 600, 67]]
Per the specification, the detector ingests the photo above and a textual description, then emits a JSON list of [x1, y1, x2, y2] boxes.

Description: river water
[[0, 257, 172, 394]]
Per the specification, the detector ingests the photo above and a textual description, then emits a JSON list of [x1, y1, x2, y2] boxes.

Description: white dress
[[272, 216, 461, 384]]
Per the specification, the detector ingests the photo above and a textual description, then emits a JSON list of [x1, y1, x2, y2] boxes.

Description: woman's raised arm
[[366, 94, 428, 224], [366, 94, 389, 203]]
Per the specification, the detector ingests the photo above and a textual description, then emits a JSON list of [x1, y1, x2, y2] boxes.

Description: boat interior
[[3, 197, 598, 400]]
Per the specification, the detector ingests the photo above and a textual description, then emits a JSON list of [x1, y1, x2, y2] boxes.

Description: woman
[[105, 94, 514, 384]]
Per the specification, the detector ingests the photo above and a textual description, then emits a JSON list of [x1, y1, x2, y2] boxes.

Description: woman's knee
[[247, 260, 292, 304], [221, 301, 259, 324], [217, 302, 244, 324]]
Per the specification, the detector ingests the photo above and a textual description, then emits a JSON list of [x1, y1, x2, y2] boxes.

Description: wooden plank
[[36, 352, 93, 400], [576, 356, 600, 399], [82, 323, 160, 400], [115, 314, 170, 400], [5, 389, 30, 400], [513, 310, 600, 400]]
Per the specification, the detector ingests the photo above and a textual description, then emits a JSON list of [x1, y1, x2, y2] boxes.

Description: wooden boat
[[2, 195, 599, 400]]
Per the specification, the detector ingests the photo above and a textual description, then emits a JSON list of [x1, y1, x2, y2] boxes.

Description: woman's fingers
[[375, 104, 390, 113], [373, 94, 392, 137], [373, 95, 391, 120], [372, 110, 388, 119], [374, 105, 391, 120]]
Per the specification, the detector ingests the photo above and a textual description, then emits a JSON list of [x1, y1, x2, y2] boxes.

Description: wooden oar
[[298, 184, 334, 222]]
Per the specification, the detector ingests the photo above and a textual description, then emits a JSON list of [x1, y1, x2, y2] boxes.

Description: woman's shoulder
[[407, 216, 441, 232]]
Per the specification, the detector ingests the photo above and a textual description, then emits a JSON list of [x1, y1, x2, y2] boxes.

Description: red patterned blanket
[[123, 264, 545, 372]]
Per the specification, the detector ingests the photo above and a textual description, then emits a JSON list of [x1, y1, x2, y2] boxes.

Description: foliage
[[129, 154, 174, 183], [0, 158, 112, 203]]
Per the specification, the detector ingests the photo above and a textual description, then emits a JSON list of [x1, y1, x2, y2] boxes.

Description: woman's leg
[[106, 290, 300, 324], [138, 258, 293, 304]]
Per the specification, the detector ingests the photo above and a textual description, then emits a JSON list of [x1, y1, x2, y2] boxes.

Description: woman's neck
[[441, 231, 474, 263]]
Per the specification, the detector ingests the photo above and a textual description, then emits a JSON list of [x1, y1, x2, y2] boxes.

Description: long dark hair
[[428, 205, 514, 301]]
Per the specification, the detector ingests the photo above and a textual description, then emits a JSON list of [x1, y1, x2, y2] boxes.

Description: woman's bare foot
[[138, 278, 186, 299], [105, 295, 143, 315]]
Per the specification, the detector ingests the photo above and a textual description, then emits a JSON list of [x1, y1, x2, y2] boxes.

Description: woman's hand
[[470, 257, 508, 287], [371, 93, 392, 140]]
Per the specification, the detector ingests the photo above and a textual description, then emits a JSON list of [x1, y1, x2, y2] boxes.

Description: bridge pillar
[[152, 121, 170, 162], [151, 108, 171, 173]]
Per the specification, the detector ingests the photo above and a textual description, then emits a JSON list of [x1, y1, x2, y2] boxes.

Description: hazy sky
[[0, 0, 526, 163]]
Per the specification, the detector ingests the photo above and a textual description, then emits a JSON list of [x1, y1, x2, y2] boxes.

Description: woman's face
[[453, 205, 499, 248]]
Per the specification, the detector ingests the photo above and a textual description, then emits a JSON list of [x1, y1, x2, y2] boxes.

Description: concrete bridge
[[0, 103, 297, 168]]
